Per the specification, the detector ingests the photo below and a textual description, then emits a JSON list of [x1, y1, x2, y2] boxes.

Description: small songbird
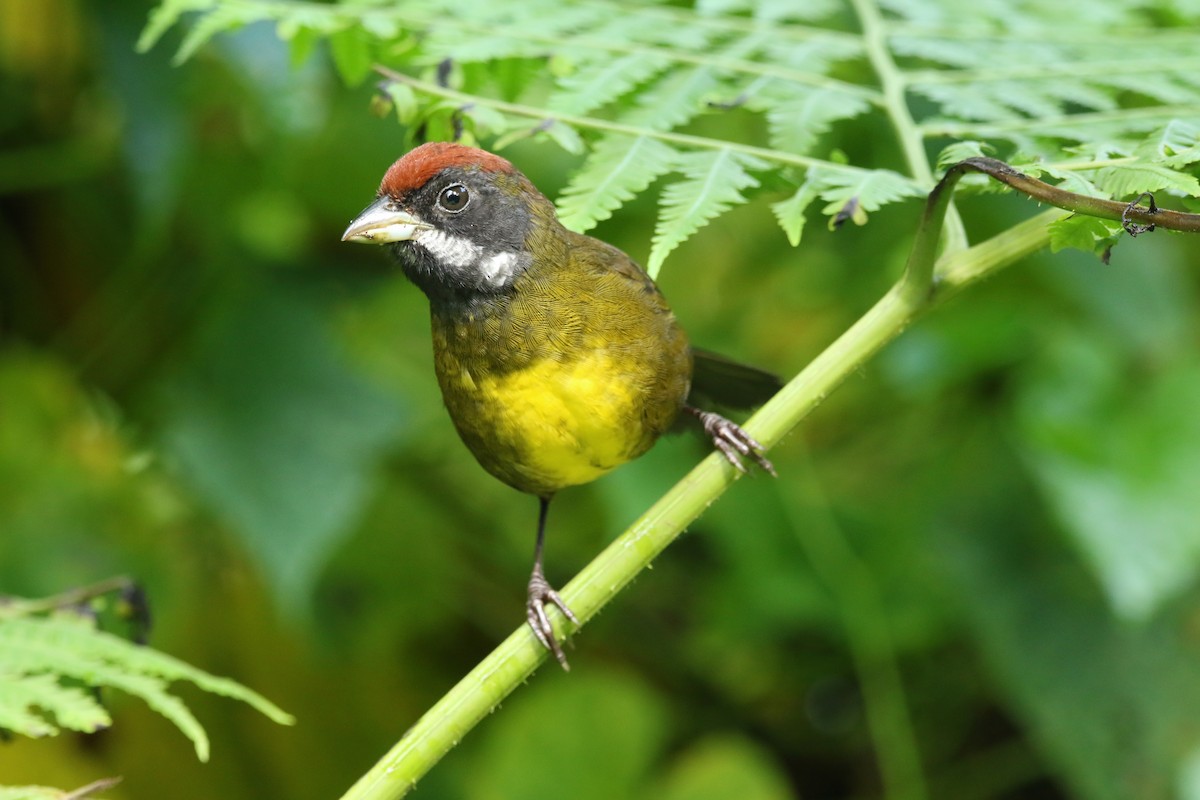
[[343, 142, 776, 668]]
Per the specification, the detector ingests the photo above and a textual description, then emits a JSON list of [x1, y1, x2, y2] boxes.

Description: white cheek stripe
[[414, 229, 482, 268]]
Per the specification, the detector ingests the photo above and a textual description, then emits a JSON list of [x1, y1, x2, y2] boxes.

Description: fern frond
[[648, 148, 768, 276], [556, 135, 679, 232], [760, 84, 871, 156], [624, 65, 724, 132], [808, 166, 927, 221], [0, 613, 294, 762], [142, 0, 1200, 276], [547, 53, 673, 118]]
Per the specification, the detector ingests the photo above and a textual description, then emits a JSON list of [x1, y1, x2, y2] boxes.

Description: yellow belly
[[440, 348, 666, 496]]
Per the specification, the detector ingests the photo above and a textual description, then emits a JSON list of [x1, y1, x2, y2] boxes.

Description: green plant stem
[[849, 0, 968, 254], [0, 576, 136, 619], [338, 192, 1068, 800]]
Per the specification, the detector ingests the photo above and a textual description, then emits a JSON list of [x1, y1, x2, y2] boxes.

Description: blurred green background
[[5, 2, 1200, 799]]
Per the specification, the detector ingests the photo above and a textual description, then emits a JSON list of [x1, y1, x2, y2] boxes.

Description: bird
[[342, 141, 777, 668]]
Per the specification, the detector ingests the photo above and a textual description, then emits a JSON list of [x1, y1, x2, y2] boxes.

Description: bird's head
[[342, 142, 561, 303]]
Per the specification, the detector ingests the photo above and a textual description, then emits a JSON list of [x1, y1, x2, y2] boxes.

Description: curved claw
[[686, 406, 776, 477], [527, 568, 578, 670]]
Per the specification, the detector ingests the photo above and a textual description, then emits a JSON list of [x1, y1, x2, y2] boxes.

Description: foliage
[[3, 0, 1200, 798], [0, 589, 293, 764], [141, 0, 1200, 274]]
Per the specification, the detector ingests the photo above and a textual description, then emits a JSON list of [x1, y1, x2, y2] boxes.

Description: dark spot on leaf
[[833, 196, 860, 230], [436, 57, 453, 87]]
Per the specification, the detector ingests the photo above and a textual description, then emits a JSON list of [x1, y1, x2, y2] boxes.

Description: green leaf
[[1017, 330, 1200, 620], [1136, 119, 1200, 167], [651, 736, 793, 800], [1047, 215, 1123, 257], [936, 140, 991, 170], [944, 513, 1200, 800], [282, 23, 320, 68], [769, 179, 819, 247], [136, 0, 214, 54], [538, 119, 585, 154], [764, 87, 870, 156], [548, 52, 672, 117], [468, 671, 668, 799], [162, 287, 401, 613], [328, 27, 373, 86], [648, 148, 767, 277], [171, 4, 257, 65], [1093, 163, 1200, 199], [556, 135, 678, 232], [625, 65, 722, 131], [384, 81, 419, 125], [808, 166, 925, 223], [0, 613, 293, 761]]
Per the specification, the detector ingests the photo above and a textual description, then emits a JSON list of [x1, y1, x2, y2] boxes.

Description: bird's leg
[[684, 406, 776, 476], [527, 495, 579, 670]]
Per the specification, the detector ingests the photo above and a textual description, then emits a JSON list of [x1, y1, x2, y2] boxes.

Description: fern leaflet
[[649, 148, 768, 277], [556, 135, 679, 233]]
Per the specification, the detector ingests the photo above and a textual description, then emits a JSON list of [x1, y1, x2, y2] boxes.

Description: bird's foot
[[686, 406, 776, 476], [527, 566, 579, 670]]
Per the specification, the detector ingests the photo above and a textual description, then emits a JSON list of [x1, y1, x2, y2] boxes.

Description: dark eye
[[437, 183, 470, 213]]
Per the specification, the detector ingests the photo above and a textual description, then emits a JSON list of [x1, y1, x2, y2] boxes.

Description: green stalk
[[849, 0, 969, 254]]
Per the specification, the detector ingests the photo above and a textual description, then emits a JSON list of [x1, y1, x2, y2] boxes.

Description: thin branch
[[944, 157, 1200, 234], [0, 576, 138, 619]]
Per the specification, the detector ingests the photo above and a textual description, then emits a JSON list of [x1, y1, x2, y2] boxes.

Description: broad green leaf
[[651, 736, 792, 800], [944, 514, 1200, 800], [468, 671, 668, 800], [1017, 275, 1200, 623], [161, 287, 401, 613], [556, 135, 678, 232], [328, 27, 373, 86], [648, 148, 767, 277]]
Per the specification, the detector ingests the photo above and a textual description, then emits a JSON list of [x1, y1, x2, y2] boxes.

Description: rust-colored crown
[[379, 142, 515, 197]]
